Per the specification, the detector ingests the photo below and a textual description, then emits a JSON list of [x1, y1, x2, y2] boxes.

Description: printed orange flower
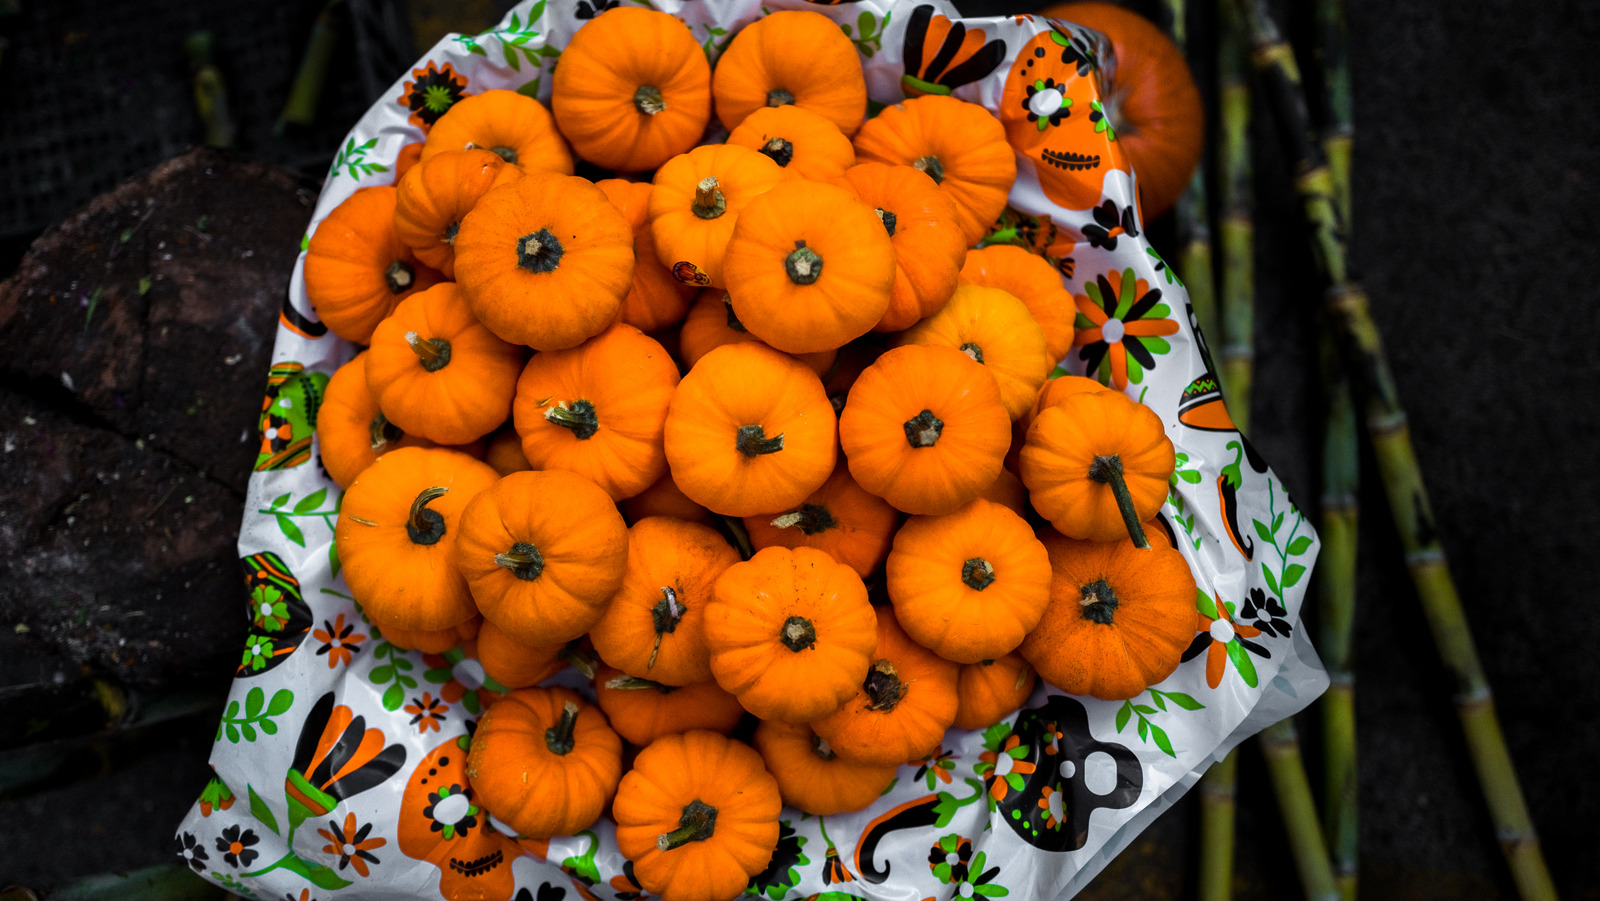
[[399, 61, 469, 131], [1037, 784, 1066, 830], [1183, 591, 1268, 690], [318, 812, 387, 878], [1073, 267, 1180, 390], [404, 692, 448, 734], [313, 613, 366, 669], [976, 731, 1037, 803]]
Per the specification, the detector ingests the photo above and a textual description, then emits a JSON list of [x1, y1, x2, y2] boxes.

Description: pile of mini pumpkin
[[307, 7, 1200, 901]]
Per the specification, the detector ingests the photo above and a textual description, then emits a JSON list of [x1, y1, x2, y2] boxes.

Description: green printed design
[[217, 686, 295, 743], [841, 11, 890, 57], [329, 137, 389, 182], [261, 487, 341, 549], [368, 639, 419, 712], [1114, 688, 1204, 758], [1255, 480, 1312, 597]]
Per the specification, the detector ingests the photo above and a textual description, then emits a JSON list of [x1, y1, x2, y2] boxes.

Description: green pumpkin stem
[[875, 208, 898, 236], [634, 84, 666, 115], [811, 734, 837, 761], [406, 486, 449, 545], [780, 616, 816, 652], [1079, 578, 1119, 625], [903, 409, 944, 448], [769, 504, 837, 535], [560, 640, 598, 679], [722, 294, 748, 332], [517, 228, 564, 273], [766, 88, 795, 107], [959, 342, 985, 364], [863, 659, 906, 712], [657, 799, 719, 851], [404, 331, 452, 372], [961, 558, 996, 591], [1088, 454, 1150, 548], [760, 137, 795, 167], [466, 141, 519, 165], [735, 424, 785, 457], [648, 587, 685, 670], [442, 222, 459, 245], [913, 155, 945, 184], [693, 177, 727, 219], [369, 412, 403, 453], [544, 399, 599, 440], [785, 240, 824, 285], [494, 541, 545, 581], [384, 260, 415, 294], [605, 673, 679, 694], [544, 701, 580, 755]]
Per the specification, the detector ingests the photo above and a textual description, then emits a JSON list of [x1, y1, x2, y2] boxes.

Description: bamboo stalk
[[1198, 752, 1237, 901], [184, 32, 235, 149], [1216, 5, 1253, 422], [277, 0, 344, 135], [1240, 2, 1557, 898], [1261, 719, 1341, 901], [1163, 0, 1219, 355]]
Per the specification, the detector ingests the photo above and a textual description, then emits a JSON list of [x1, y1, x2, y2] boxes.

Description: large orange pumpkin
[[304, 186, 443, 344], [712, 10, 868, 136]]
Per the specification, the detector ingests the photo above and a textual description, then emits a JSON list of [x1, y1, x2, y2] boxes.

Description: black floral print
[[177, 831, 209, 872], [215, 824, 260, 869]]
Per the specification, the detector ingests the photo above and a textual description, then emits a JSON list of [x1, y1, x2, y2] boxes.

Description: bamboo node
[[1403, 547, 1445, 567]]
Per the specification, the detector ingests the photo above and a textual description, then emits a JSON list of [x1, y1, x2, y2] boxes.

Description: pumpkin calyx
[[494, 541, 546, 581], [647, 586, 685, 670], [760, 137, 795, 167], [605, 673, 679, 695], [863, 659, 907, 711], [404, 331, 453, 372], [1087, 454, 1151, 549], [1079, 578, 1119, 625], [959, 342, 985, 364], [903, 409, 945, 448], [913, 155, 945, 184], [766, 88, 796, 107], [516, 228, 565, 273], [722, 295, 748, 332], [735, 424, 785, 457], [779, 615, 817, 652], [785, 240, 824, 285], [875, 207, 898, 236], [560, 640, 599, 679], [442, 222, 459, 245], [692, 177, 728, 220], [770, 503, 837, 535], [811, 734, 837, 761], [368, 412, 403, 453], [962, 557, 996, 591], [406, 486, 450, 545], [384, 260, 416, 294], [657, 798, 718, 851], [634, 84, 667, 115], [544, 700, 580, 755], [544, 399, 600, 440]]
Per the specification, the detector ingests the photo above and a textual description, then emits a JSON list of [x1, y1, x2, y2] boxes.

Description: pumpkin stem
[[785, 240, 824, 285], [648, 586, 685, 670], [875, 208, 898, 236], [657, 799, 718, 851], [766, 88, 795, 107], [959, 342, 985, 364], [735, 424, 785, 457], [692, 177, 727, 220], [634, 84, 666, 115], [1087, 454, 1151, 549], [516, 227, 565, 273], [544, 399, 599, 441], [384, 260, 415, 294], [722, 294, 748, 332], [368, 412, 403, 453], [863, 659, 906, 712], [779, 616, 816, 652], [560, 640, 598, 679], [913, 155, 945, 184], [494, 541, 545, 581], [1015, 662, 1032, 692], [961, 557, 996, 591], [903, 409, 944, 448], [770, 504, 837, 535], [811, 734, 837, 761], [442, 222, 459, 246], [406, 486, 449, 545], [544, 700, 580, 755], [760, 137, 795, 167], [404, 331, 453, 372], [605, 673, 679, 694], [1079, 578, 1119, 625]]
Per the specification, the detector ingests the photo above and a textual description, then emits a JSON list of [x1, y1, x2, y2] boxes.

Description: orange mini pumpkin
[[960, 245, 1076, 369], [590, 516, 741, 686], [394, 148, 524, 279], [723, 180, 895, 356], [713, 10, 868, 136], [393, 141, 423, 179], [476, 618, 567, 690], [743, 461, 899, 579], [510, 322, 681, 501], [953, 652, 1038, 731], [597, 179, 696, 333], [1019, 529, 1197, 699], [852, 95, 1017, 245], [379, 615, 481, 655], [895, 283, 1050, 422], [594, 665, 746, 746], [452, 469, 629, 646], [752, 719, 898, 816], [335, 446, 499, 632], [828, 162, 967, 332], [482, 426, 533, 476], [455, 172, 635, 350], [621, 473, 715, 527], [810, 607, 959, 767], [839, 344, 1010, 515], [648, 143, 784, 288], [319, 352, 432, 490], [552, 7, 712, 172], [466, 686, 622, 839], [366, 282, 523, 446], [704, 546, 878, 723], [304, 186, 443, 344], [421, 89, 575, 174], [677, 290, 837, 377], [982, 466, 1029, 516], [727, 104, 857, 181], [614, 731, 781, 901], [664, 342, 838, 517]]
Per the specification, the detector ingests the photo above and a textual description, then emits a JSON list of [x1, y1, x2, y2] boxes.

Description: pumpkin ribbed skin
[[712, 10, 867, 136], [594, 665, 746, 746], [649, 144, 784, 289], [753, 720, 898, 816], [1027, 374, 1111, 426], [591, 517, 741, 686], [1020, 530, 1198, 700], [743, 461, 899, 579], [895, 283, 1049, 422], [981, 467, 1029, 516], [664, 342, 838, 518], [466, 686, 622, 839], [394, 148, 524, 280], [621, 474, 715, 527], [810, 607, 959, 766], [705, 546, 878, 723], [552, 7, 712, 172], [886, 498, 1052, 663], [852, 95, 1016, 245], [304, 186, 443, 344], [453, 469, 629, 646], [828, 162, 966, 333], [1020, 390, 1174, 542], [723, 180, 895, 356], [366, 283, 523, 446], [455, 172, 635, 351], [839, 344, 1010, 516], [959, 245, 1076, 369], [335, 446, 499, 632], [953, 653, 1037, 731], [726, 104, 857, 181], [483, 426, 533, 476], [598, 179, 697, 333], [379, 616, 480, 655], [421, 89, 575, 174], [677, 290, 837, 377], [394, 142, 423, 179], [615, 731, 781, 901], [319, 352, 433, 490], [510, 322, 681, 502], [476, 617, 567, 690]]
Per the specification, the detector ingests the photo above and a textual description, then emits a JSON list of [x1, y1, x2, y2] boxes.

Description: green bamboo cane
[[1216, 6, 1253, 421], [1239, 2, 1557, 897], [184, 32, 235, 149], [1197, 752, 1237, 901], [1261, 719, 1341, 901], [276, 0, 345, 135], [1162, 0, 1219, 355]]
